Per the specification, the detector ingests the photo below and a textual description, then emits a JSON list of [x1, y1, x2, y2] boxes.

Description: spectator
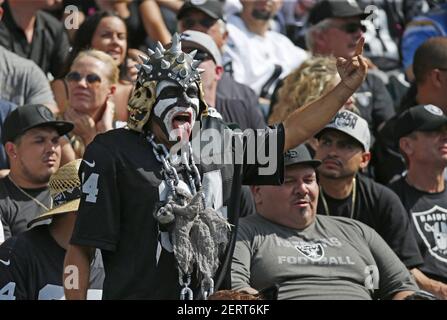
[[177, 0, 260, 121], [52, 11, 134, 122], [95, 0, 172, 49], [401, 1, 447, 81], [225, 0, 308, 99], [61, 49, 118, 158], [314, 110, 424, 273], [232, 144, 418, 299], [374, 37, 447, 184], [0, 0, 70, 79], [305, 0, 395, 144], [0, 104, 73, 241], [180, 30, 265, 131], [62, 34, 367, 300], [0, 0, 57, 113], [0, 159, 103, 300], [389, 104, 447, 299]]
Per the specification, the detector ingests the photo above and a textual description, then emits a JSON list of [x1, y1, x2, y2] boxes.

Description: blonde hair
[[72, 49, 119, 84], [269, 56, 338, 124]]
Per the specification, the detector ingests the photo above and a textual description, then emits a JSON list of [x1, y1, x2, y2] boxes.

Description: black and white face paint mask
[[152, 80, 200, 142]]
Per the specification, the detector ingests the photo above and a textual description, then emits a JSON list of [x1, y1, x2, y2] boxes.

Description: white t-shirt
[[225, 15, 308, 97]]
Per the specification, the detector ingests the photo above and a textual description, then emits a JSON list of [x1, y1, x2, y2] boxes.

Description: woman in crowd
[[52, 11, 135, 121], [62, 49, 118, 158]]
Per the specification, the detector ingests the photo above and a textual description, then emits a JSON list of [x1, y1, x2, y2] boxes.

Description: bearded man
[[63, 33, 367, 300]]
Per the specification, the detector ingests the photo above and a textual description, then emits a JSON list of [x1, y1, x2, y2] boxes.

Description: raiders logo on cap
[[37, 104, 55, 121], [424, 104, 443, 116]]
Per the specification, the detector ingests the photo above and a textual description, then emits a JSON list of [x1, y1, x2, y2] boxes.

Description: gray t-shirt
[[0, 46, 55, 106], [232, 214, 417, 300]]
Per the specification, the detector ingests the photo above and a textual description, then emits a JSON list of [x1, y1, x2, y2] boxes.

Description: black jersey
[[389, 178, 447, 283], [0, 177, 50, 240], [317, 174, 423, 269], [71, 117, 285, 299], [0, 225, 103, 300]]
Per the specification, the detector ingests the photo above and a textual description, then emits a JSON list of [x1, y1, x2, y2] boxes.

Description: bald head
[[414, 37, 447, 84]]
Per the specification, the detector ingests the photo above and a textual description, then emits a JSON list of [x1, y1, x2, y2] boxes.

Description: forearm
[[63, 245, 94, 300], [155, 0, 183, 12], [283, 81, 354, 152], [140, 0, 172, 45], [411, 268, 447, 299], [392, 290, 415, 300]]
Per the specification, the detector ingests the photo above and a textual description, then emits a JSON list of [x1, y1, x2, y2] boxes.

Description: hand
[[64, 107, 96, 144], [239, 287, 259, 295], [127, 48, 146, 82], [96, 101, 115, 133], [432, 281, 447, 300], [336, 37, 368, 92]]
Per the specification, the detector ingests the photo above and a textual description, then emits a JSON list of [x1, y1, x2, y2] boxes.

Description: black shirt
[[71, 118, 285, 299], [356, 72, 395, 143], [0, 1, 70, 77], [215, 95, 266, 131], [0, 225, 103, 299], [317, 174, 423, 269], [0, 177, 50, 240], [217, 73, 259, 109], [389, 177, 447, 283]]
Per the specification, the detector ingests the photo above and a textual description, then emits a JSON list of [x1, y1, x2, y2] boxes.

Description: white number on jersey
[[0, 282, 16, 300], [82, 173, 99, 203]]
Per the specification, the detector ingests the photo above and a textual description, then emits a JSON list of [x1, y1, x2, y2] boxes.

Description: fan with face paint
[[127, 33, 208, 143]]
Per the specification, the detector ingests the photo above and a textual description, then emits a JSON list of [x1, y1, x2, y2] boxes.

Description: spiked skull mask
[[127, 33, 208, 137]]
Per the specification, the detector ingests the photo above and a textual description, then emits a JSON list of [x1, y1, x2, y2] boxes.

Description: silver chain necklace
[[146, 133, 213, 300], [8, 175, 50, 211], [146, 134, 202, 198]]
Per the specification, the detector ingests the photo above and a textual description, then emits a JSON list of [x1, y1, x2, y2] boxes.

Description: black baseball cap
[[3, 104, 74, 144], [308, 0, 368, 25], [285, 144, 321, 168], [178, 0, 224, 21], [394, 104, 447, 140]]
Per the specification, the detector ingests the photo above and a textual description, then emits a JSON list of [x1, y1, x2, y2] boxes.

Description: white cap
[[316, 110, 371, 151]]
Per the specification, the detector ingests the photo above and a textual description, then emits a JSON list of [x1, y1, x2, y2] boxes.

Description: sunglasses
[[192, 50, 211, 62], [333, 22, 366, 34], [182, 16, 217, 29], [65, 71, 102, 84]]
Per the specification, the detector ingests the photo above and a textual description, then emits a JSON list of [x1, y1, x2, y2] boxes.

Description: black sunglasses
[[182, 16, 217, 29], [192, 50, 211, 62], [65, 71, 102, 84], [334, 22, 366, 34]]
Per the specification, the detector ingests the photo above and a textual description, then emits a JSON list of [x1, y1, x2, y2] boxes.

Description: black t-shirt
[[215, 95, 266, 131], [0, 1, 70, 77], [317, 174, 423, 269], [0, 225, 103, 300], [389, 178, 447, 283], [71, 117, 285, 299], [124, 0, 150, 51], [356, 72, 395, 143], [217, 73, 259, 109], [0, 177, 50, 241], [371, 87, 418, 185]]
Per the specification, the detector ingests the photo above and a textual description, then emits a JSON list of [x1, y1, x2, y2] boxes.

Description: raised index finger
[[354, 37, 365, 56]]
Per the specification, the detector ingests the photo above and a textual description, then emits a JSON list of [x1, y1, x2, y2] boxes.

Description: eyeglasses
[[181, 16, 217, 29], [65, 71, 102, 84], [333, 22, 366, 34]]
